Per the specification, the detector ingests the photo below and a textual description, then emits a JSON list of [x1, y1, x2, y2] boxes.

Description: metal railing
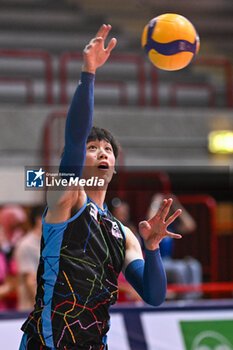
[[59, 52, 146, 106], [0, 49, 53, 104]]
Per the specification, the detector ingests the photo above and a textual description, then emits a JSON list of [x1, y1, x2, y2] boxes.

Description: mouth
[[98, 162, 109, 170]]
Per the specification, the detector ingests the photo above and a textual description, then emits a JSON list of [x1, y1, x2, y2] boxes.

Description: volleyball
[[141, 13, 200, 71]]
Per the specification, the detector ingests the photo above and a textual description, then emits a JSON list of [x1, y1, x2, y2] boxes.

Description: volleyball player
[[19, 24, 182, 350]]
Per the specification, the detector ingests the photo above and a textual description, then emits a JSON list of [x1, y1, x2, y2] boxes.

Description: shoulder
[[123, 225, 140, 247]]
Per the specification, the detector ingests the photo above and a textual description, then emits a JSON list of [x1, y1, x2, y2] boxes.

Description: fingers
[[95, 24, 112, 40], [102, 24, 112, 41], [84, 37, 102, 52], [154, 198, 172, 221], [95, 24, 106, 38], [165, 209, 182, 227], [95, 24, 116, 52], [83, 43, 93, 54], [166, 232, 182, 239], [91, 37, 103, 44], [106, 37, 117, 53], [139, 220, 151, 231], [85, 26, 116, 54], [161, 198, 173, 220], [154, 198, 168, 218]]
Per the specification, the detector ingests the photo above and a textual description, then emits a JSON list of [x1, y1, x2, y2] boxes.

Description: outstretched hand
[[139, 198, 182, 251], [82, 24, 117, 74]]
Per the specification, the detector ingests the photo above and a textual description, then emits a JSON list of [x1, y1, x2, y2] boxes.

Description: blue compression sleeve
[[59, 72, 95, 178], [125, 248, 167, 306]]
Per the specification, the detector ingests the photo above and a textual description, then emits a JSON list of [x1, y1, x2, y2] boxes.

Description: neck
[[85, 188, 107, 210]]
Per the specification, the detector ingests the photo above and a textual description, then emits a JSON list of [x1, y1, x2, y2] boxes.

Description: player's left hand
[[139, 198, 182, 251]]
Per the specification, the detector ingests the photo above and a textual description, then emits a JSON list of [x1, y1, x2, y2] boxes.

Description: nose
[[98, 148, 108, 159]]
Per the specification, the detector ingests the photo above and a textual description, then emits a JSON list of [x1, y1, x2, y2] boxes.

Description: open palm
[[139, 198, 182, 250], [82, 24, 117, 74]]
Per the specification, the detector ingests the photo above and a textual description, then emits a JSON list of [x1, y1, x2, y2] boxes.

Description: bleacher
[[0, 0, 232, 106]]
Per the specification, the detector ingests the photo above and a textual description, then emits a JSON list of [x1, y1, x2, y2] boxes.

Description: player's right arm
[[45, 25, 117, 223]]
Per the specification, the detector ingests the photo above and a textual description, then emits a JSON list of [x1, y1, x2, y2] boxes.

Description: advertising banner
[[0, 302, 233, 350]]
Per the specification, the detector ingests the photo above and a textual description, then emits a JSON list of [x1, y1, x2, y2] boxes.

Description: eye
[[105, 146, 112, 152], [89, 145, 97, 150]]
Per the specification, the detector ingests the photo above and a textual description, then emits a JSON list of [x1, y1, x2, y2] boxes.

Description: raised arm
[[59, 24, 117, 178], [46, 25, 116, 221]]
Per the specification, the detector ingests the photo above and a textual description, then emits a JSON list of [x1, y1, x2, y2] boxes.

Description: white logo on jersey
[[104, 218, 123, 239], [89, 203, 98, 221]]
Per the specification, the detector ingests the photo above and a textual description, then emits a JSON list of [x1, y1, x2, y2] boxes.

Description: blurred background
[[0, 0, 233, 331]]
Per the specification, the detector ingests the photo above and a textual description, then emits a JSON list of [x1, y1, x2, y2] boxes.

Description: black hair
[[29, 205, 45, 227], [87, 126, 120, 159]]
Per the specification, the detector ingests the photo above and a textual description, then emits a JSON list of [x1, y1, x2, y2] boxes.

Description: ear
[[113, 169, 117, 174]]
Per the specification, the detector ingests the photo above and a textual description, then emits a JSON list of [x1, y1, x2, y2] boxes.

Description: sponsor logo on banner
[[180, 320, 233, 350]]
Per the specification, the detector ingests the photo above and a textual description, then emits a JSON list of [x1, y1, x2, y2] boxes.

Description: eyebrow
[[87, 140, 113, 150]]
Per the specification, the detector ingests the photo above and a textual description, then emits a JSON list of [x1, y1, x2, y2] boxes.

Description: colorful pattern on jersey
[[21, 197, 126, 350]]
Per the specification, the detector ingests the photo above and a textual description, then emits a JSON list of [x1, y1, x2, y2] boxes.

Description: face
[[82, 139, 116, 186]]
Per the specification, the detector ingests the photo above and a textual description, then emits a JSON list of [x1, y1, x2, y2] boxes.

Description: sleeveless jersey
[[21, 196, 126, 350]]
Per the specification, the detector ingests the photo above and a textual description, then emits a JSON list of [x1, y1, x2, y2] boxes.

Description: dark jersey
[[21, 196, 126, 350]]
